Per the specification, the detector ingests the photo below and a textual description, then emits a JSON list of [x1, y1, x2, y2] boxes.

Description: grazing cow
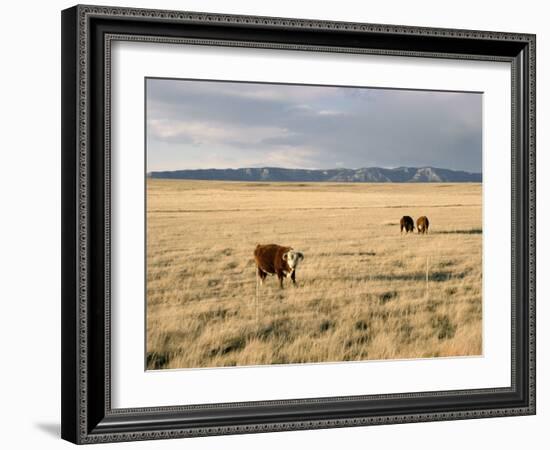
[[400, 215, 415, 234], [417, 216, 430, 234], [254, 244, 304, 289]]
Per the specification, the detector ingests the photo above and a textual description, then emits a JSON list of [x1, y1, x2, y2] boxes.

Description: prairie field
[[146, 179, 482, 370]]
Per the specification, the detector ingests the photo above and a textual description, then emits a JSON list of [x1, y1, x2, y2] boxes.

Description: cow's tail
[[254, 266, 260, 325], [256, 270, 259, 295]]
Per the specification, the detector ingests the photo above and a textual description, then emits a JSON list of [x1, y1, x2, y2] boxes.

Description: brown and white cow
[[417, 216, 430, 234], [400, 215, 415, 234], [254, 244, 304, 289]]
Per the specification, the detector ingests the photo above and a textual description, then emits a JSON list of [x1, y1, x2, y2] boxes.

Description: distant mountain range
[[148, 167, 481, 183]]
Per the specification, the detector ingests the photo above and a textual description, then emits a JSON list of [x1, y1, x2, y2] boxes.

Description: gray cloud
[[146, 78, 482, 173]]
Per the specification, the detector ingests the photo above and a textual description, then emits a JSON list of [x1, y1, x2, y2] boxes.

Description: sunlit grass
[[146, 180, 482, 369]]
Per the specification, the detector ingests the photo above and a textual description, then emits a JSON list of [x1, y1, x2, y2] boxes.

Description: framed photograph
[[61, 4, 536, 444]]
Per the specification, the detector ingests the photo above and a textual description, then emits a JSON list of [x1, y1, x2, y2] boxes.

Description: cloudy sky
[[146, 78, 482, 173]]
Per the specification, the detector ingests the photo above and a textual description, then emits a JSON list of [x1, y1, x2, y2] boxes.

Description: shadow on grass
[[147, 351, 172, 369], [435, 228, 482, 235], [320, 251, 376, 257], [369, 270, 468, 282]]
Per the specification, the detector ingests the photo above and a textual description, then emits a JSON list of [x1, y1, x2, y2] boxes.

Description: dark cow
[[400, 216, 415, 234], [417, 216, 430, 234], [254, 244, 304, 289]]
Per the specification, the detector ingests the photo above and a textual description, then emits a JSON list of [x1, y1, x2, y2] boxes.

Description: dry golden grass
[[146, 180, 482, 369]]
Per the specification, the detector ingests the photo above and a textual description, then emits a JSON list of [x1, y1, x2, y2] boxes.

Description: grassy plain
[[146, 180, 482, 369]]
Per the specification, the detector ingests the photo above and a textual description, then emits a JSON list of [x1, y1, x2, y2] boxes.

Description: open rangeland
[[146, 180, 482, 369]]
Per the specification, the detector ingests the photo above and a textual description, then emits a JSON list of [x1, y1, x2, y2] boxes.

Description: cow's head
[[283, 250, 304, 269]]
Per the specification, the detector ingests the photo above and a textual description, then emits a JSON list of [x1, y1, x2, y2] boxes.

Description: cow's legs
[[277, 272, 284, 289], [291, 270, 296, 286], [257, 267, 267, 285]]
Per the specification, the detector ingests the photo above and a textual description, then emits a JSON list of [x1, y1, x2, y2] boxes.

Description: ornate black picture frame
[[61, 4, 536, 444]]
